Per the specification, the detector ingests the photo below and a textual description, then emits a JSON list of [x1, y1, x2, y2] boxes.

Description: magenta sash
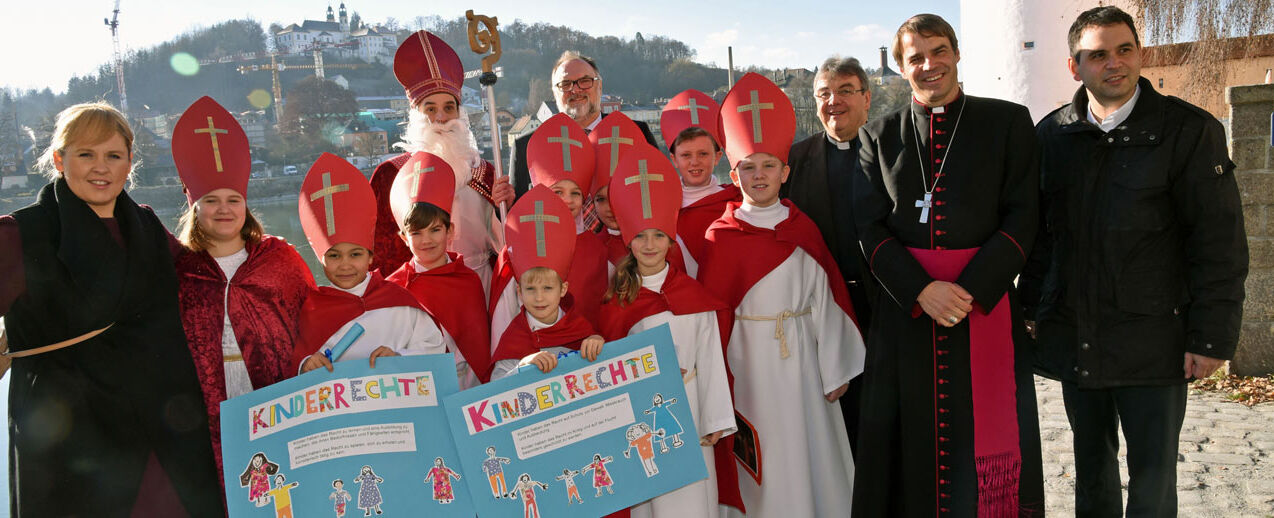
[[909, 247, 1021, 518]]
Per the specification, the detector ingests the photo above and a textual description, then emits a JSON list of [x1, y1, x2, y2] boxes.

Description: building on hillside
[[621, 105, 662, 146], [136, 110, 172, 140], [356, 96, 411, 112], [1140, 34, 1274, 123], [601, 95, 623, 114], [873, 46, 902, 85], [234, 110, 269, 149], [274, 3, 398, 65]]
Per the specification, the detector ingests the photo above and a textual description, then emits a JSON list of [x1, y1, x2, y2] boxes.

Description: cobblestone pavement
[[1035, 376, 1274, 517]]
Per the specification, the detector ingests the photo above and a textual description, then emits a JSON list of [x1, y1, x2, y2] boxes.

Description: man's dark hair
[[892, 14, 959, 65], [553, 51, 600, 77], [816, 56, 870, 93], [1068, 6, 1141, 60]]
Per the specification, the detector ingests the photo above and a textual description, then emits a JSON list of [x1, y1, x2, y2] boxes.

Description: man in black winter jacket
[[1023, 6, 1247, 517]]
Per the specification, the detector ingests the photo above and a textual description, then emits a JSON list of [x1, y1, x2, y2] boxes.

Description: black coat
[[782, 131, 875, 327], [509, 113, 658, 197], [1022, 78, 1248, 388], [4, 180, 222, 516]]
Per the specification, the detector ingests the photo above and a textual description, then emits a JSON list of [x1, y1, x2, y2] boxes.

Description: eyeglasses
[[815, 87, 868, 102], [554, 76, 600, 91]]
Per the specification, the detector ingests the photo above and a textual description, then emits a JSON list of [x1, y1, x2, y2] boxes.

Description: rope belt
[[735, 307, 813, 359], [224, 354, 244, 362], [682, 367, 697, 384]]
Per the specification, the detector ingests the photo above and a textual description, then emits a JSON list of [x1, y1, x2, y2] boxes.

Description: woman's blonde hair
[[36, 102, 134, 180], [176, 201, 265, 252], [604, 252, 642, 306]]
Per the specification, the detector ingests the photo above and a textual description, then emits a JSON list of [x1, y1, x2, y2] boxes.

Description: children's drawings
[[555, 469, 584, 505], [623, 422, 663, 477], [480, 446, 512, 499], [329, 479, 352, 518], [581, 453, 616, 497], [643, 393, 685, 453], [510, 473, 550, 518], [239, 452, 280, 508], [265, 474, 300, 518], [423, 457, 462, 504], [354, 465, 385, 516]]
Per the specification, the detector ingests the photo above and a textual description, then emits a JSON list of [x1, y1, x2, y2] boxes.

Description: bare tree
[[1133, 0, 1274, 103]]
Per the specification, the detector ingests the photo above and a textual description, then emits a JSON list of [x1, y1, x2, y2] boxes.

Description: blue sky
[[2, 0, 958, 93]]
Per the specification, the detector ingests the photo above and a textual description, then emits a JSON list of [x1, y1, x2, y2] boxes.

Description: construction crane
[[235, 49, 366, 123], [104, 0, 128, 114]]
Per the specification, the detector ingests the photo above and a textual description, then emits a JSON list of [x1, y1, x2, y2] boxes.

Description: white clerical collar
[[682, 182, 724, 207], [527, 307, 563, 331], [606, 228, 621, 236], [639, 262, 670, 292], [337, 273, 372, 297], [1087, 85, 1141, 132], [412, 255, 451, 272], [735, 201, 789, 230], [826, 132, 853, 150]]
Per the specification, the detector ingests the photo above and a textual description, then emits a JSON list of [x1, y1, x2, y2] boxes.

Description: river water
[[0, 196, 318, 513]]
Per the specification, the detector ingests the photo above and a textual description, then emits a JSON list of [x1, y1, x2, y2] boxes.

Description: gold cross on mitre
[[405, 161, 434, 198], [310, 172, 350, 236], [737, 90, 774, 144], [678, 97, 709, 125], [624, 159, 664, 219], [519, 200, 560, 257], [597, 126, 634, 175], [194, 116, 229, 172], [547, 126, 582, 172]]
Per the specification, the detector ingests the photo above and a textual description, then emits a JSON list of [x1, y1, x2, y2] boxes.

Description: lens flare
[[248, 89, 272, 109], [170, 52, 199, 76]]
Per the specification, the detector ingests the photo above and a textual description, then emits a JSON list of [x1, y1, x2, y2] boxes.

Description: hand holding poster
[[444, 324, 707, 517], [221, 354, 474, 517]]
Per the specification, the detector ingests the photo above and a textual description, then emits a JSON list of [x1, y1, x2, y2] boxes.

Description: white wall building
[[958, 0, 1138, 123], [274, 3, 397, 65]]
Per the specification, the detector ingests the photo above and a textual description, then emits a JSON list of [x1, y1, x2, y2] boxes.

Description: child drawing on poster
[[554, 468, 583, 505], [423, 457, 462, 504], [581, 454, 616, 497], [265, 474, 300, 518], [239, 452, 280, 507], [643, 393, 685, 452], [510, 473, 549, 518], [330, 479, 352, 517], [480, 446, 511, 499], [354, 465, 385, 516], [622, 422, 662, 477]]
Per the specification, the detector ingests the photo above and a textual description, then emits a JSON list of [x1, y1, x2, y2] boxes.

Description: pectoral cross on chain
[[916, 192, 933, 224]]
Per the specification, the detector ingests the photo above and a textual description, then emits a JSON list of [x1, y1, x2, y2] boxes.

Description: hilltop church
[[273, 3, 398, 65]]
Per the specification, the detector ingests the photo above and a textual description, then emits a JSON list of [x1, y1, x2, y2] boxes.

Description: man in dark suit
[[781, 56, 875, 455], [510, 51, 658, 197]]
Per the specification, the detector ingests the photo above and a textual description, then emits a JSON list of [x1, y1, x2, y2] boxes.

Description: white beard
[[395, 106, 482, 187]]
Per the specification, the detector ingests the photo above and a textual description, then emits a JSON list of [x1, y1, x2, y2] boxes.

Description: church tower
[[326, 4, 335, 23], [339, 3, 349, 32], [958, 0, 1139, 121]]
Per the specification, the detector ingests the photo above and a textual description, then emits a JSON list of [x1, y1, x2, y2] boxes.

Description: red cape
[[292, 271, 427, 369], [568, 230, 610, 327], [175, 235, 315, 485], [386, 252, 494, 382], [491, 309, 597, 363], [598, 262, 726, 341], [677, 184, 741, 264], [602, 230, 628, 266], [696, 199, 859, 512], [370, 153, 497, 276]]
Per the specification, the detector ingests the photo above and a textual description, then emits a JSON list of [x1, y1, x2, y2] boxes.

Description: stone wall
[[1229, 83, 1274, 376]]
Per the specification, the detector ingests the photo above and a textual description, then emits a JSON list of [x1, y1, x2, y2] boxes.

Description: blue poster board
[[220, 355, 474, 517], [443, 324, 707, 517]]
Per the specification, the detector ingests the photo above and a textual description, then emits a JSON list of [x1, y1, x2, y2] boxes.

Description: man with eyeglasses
[[782, 56, 876, 457], [509, 51, 658, 197]]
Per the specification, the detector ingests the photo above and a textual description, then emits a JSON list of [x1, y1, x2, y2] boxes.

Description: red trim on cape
[[491, 309, 596, 364], [598, 262, 726, 341], [291, 271, 426, 370], [677, 184, 740, 264], [386, 252, 494, 382], [908, 247, 1021, 517], [697, 199, 859, 512]]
